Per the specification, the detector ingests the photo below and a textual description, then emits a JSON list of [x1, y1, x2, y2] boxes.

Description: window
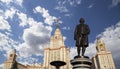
[[10, 54, 13, 57]]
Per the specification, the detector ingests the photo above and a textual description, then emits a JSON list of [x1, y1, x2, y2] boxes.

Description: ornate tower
[[92, 38, 116, 69], [50, 26, 65, 49], [4, 49, 17, 69], [43, 20, 71, 69], [96, 38, 106, 52]]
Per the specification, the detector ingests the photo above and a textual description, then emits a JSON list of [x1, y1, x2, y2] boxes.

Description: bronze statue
[[74, 18, 90, 57]]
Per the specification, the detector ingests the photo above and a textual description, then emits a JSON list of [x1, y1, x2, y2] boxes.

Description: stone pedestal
[[70, 56, 92, 69]]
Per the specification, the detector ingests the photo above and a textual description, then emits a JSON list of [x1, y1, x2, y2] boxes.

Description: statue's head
[[79, 18, 85, 24]]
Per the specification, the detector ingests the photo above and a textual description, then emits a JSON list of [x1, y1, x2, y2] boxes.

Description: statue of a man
[[74, 18, 90, 57]]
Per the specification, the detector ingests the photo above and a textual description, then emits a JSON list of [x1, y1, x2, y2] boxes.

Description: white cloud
[[63, 36, 67, 42], [0, 0, 23, 65], [18, 56, 39, 65], [88, 4, 94, 8], [55, 0, 82, 13], [0, 7, 18, 32], [0, 0, 48, 66], [0, 33, 8, 47], [77, 0, 81, 4], [0, 0, 23, 6], [112, 0, 120, 6], [0, 16, 11, 31], [62, 26, 70, 30], [17, 12, 28, 27], [44, 16, 56, 25], [0, 0, 13, 5], [4, 8, 17, 19], [16, 0, 23, 6], [0, 10, 3, 14], [85, 42, 96, 57], [70, 47, 77, 59], [54, 6, 69, 13], [17, 6, 56, 58], [55, 0, 68, 13], [0, 33, 7, 50], [17, 17, 52, 58], [0, 3, 19, 32], [33, 6, 57, 26], [17, 43, 30, 58], [15, 5, 58, 62], [68, 0, 81, 6], [0, 33, 18, 58], [33, 6, 49, 16], [64, 14, 72, 17]]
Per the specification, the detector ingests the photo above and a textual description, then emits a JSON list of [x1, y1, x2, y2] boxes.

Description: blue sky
[[0, 0, 120, 69]]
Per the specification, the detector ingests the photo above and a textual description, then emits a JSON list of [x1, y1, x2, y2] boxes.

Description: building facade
[[4, 26, 71, 69], [92, 38, 116, 69]]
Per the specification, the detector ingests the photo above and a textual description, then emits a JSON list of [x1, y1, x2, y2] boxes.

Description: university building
[[92, 38, 116, 69], [4, 25, 72, 69]]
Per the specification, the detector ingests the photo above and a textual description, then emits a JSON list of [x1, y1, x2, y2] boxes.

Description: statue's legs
[[82, 46, 86, 56], [77, 47, 81, 56]]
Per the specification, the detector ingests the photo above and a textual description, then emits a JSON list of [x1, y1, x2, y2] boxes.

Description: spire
[[13, 49, 16, 54], [54, 18, 62, 35], [55, 18, 60, 29], [50, 18, 65, 48]]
